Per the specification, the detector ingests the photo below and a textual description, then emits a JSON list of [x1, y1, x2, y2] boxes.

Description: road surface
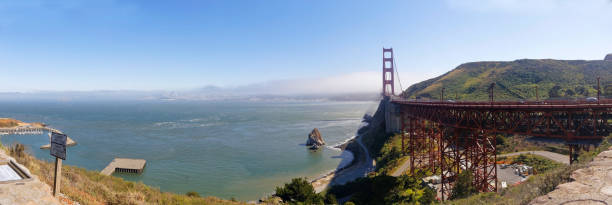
[[391, 158, 410, 177], [499, 151, 569, 165], [390, 150, 569, 178], [312, 134, 375, 193]]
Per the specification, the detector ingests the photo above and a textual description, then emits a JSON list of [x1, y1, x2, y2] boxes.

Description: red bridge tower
[[382, 48, 395, 96]]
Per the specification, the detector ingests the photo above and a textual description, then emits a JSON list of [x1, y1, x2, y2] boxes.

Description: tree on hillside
[[564, 89, 575, 97], [274, 178, 322, 204], [450, 170, 477, 200], [549, 85, 562, 98], [576, 86, 586, 96], [387, 173, 436, 204], [605, 83, 612, 97], [324, 193, 338, 205]]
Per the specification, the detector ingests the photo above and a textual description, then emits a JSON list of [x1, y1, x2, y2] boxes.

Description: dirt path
[[499, 151, 569, 165], [391, 158, 410, 177]]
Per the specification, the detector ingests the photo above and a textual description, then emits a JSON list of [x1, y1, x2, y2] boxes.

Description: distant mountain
[[402, 58, 612, 101]]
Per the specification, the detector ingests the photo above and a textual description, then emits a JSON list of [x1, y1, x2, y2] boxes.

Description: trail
[[313, 134, 375, 193], [390, 150, 569, 178], [499, 151, 569, 165]]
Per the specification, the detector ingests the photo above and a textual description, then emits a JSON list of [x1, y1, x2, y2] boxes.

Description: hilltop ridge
[[402, 58, 612, 101]]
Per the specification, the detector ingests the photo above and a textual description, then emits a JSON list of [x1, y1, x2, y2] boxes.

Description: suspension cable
[[393, 51, 405, 97]]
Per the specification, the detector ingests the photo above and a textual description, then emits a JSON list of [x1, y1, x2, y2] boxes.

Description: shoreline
[[310, 134, 369, 193], [309, 138, 355, 181]]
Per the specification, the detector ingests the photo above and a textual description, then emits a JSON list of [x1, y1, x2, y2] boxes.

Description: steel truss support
[[400, 115, 440, 175], [397, 100, 610, 200], [469, 130, 497, 193], [438, 128, 497, 200]]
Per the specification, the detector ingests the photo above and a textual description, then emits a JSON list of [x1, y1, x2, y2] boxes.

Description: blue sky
[[1, 0, 611, 94]]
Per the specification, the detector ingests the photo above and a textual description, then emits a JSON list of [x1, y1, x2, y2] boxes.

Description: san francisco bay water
[[0, 100, 377, 200]]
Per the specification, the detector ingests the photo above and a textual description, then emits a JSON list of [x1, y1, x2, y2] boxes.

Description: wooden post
[[53, 157, 62, 197]]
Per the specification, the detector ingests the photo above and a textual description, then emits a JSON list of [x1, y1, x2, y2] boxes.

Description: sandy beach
[[310, 134, 374, 193]]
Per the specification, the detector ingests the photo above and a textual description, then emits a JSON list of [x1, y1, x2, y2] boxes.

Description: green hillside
[[402, 59, 612, 101]]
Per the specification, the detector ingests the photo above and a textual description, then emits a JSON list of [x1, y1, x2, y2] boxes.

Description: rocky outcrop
[[530, 146, 612, 204], [306, 128, 325, 149], [606, 54, 612, 61]]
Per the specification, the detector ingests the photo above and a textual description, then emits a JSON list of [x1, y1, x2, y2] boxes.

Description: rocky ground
[[531, 146, 612, 205], [0, 149, 61, 205]]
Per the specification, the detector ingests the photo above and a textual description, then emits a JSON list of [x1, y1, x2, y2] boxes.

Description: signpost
[[50, 132, 67, 197]]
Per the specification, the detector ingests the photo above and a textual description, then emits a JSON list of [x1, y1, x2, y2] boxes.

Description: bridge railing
[[392, 97, 612, 107]]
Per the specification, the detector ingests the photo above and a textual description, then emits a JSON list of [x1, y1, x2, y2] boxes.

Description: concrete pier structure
[[101, 158, 146, 176]]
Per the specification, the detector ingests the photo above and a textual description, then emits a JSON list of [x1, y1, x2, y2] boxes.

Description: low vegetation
[[0, 118, 21, 128], [322, 132, 435, 204], [374, 134, 408, 175], [402, 59, 612, 101], [327, 172, 435, 204], [273, 177, 337, 205], [1, 143, 243, 205], [449, 170, 477, 200], [496, 134, 568, 155], [450, 135, 611, 204], [509, 154, 563, 173]]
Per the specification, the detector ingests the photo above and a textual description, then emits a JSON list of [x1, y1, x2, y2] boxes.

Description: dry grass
[[498, 135, 568, 155], [0, 118, 22, 128], [2, 143, 245, 205], [450, 136, 611, 205]]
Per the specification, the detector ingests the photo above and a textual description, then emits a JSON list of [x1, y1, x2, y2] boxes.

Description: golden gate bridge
[[381, 48, 612, 200]]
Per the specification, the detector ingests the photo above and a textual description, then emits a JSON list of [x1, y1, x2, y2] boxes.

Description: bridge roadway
[[392, 98, 612, 140], [388, 97, 612, 200]]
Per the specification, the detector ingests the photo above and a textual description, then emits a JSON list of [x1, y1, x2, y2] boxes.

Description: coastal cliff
[[359, 98, 395, 157]]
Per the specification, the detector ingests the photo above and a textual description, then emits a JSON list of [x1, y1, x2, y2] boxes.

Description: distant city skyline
[[1, 0, 611, 94]]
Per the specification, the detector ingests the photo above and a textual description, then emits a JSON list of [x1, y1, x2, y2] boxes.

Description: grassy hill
[[402, 59, 612, 101], [0, 118, 23, 128], [1, 143, 245, 205]]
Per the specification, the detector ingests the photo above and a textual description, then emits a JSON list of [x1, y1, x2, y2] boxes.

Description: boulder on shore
[[306, 128, 325, 149], [605, 53, 612, 61]]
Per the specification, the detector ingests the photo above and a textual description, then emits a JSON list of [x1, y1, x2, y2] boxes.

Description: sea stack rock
[[605, 53, 612, 61], [306, 128, 325, 149]]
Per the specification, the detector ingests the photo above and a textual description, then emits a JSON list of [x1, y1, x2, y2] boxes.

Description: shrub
[[512, 154, 562, 173], [328, 171, 435, 205], [450, 170, 477, 200], [274, 178, 320, 204], [9, 143, 25, 158], [186, 191, 200, 197], [1, 143, 244, 205], [324, 193, 337, 204]]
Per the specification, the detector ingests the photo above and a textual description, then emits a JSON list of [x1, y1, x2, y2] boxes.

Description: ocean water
[[0, 100, 377, 200]]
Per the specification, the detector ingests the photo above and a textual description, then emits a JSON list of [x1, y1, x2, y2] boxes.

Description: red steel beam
[[396, 98, 611, 200]]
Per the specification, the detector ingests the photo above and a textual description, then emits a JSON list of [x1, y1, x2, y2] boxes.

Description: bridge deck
[[392, 99, 612, 109]]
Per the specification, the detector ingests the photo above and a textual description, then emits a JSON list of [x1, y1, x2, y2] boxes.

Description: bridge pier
[[394, 98, 612, 199], [400, 109, 498, 200]]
